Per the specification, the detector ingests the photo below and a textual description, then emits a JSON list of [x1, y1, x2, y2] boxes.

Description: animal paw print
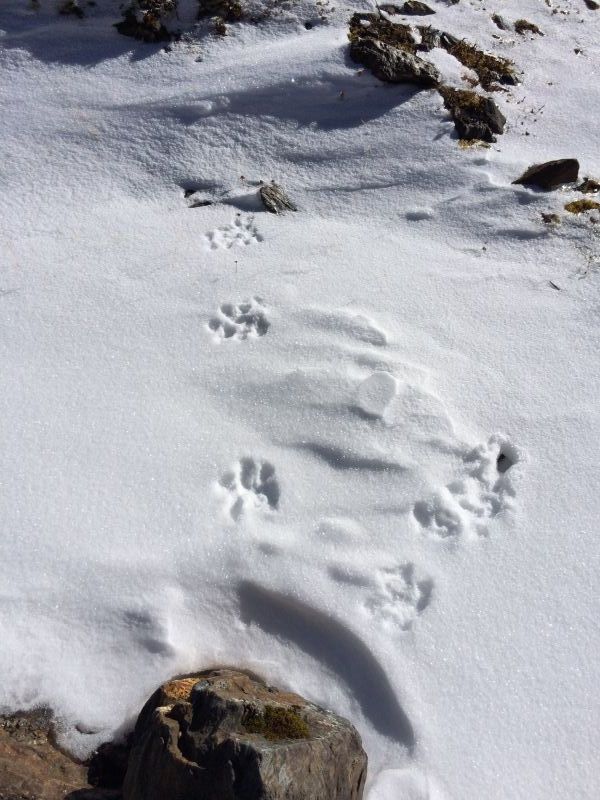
[[218, 457, 280, 521], [208, 297, 269, 341], [205, 213, 263, 250], [366, 563, 433, 630], [413, 435, 520, 539]]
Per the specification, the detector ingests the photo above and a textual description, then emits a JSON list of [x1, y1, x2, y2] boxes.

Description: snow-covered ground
[[1, 0, 599, 797]]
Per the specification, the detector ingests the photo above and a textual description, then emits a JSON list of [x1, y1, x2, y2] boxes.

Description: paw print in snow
[[366, 563, 433, 630], [413, 435, 521, 539], [205, 213, 262, 250], [219, 457, 280, 521], [208, 297, 269, 341]]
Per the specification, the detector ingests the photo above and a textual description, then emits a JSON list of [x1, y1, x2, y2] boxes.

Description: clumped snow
[[1, 1, 599, 798]]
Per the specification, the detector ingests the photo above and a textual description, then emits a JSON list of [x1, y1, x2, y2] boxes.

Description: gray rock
[[350, 39, 441, 87], [439, 87, 506, 142], [513, 159, 579, 190], [122, 668, 368, 800], [260, 182, 298, 213]]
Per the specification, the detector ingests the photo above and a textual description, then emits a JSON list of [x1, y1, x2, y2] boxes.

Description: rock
[[564, 199, 600, 214], [260, 182, 298, 213], [439, 86, 505, 142], [59, 0, 84, 17], [577, 177, 600, 194], [513, 159, 579, 190], [350, 39, 441, 86], [122, 668, 368, 800], [398, 1, 435, 14], [514, 18, 543, 36], [491, 13, 511, 31], [584, 0, 599, 9], [0, 709, 112, 800], [115, 1, 177, 43]]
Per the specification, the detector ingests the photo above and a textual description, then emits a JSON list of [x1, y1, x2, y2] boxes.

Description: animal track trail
[[219, 457, 280, 521], [208, 297, 269, 341], [413, 435, 520, 539], [205, 213, 263, 250], [365, 563, 433, 631]]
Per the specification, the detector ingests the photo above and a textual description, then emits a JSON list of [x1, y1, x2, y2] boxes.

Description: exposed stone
[[260, 182, 298, 213], [513, 159, 579, 190], [577, 177, 600, 194], [584, 0, 599, 10], [514, 18, 543, 36], [491, 13, 511, 31], [398, 1, 435, 14], [350, 38, 441, 86], [122, 668, 368, 800], [59, 0, 84, 18], [115, 1, 177, 43], [439, 86, 506, 142], [0, 709, 110, 800]]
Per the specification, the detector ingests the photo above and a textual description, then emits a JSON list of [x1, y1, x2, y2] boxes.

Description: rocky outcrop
[[513, 159, 579, 190], [439, 86, 506, 142], [350, 38, 440, 86], [122, 668, 368, 800]]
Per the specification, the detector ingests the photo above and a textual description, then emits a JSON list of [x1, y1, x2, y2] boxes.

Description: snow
[[1, 0, 599, 797]]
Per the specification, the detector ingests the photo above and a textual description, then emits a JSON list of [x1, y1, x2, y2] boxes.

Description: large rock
[[350, 39, 441, 87], [398, 1, 435, 14], [513, 159, 580, 190], [122, 668, 367, 800]]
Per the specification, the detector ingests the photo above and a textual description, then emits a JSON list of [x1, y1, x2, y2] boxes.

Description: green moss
[[243, 705, 310, 741], [564, 199, 600, 214]]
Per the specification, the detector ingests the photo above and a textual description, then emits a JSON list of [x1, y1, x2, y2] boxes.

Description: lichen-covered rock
[[350, 38, 441, 86], [513, 159, 579, 190], [260, 182, 298, 213], [122, 668, 367, 800]]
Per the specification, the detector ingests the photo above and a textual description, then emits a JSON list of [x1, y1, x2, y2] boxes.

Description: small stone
[[513, 159, 579, 190], [398, 0, 435, 14], [350, 38, 441, 86], [577, 177, 600, 194], [584, 0, 599, 10], [260, 182, 298, 213], [122, 668, 368, 800], [514, 18, 543, 35]]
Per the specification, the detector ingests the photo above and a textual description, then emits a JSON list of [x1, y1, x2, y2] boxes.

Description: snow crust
[[1, 0, 599, 797]]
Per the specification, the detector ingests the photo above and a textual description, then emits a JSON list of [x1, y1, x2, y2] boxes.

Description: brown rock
[[0, 709, 112, 800], [513, 159, 579, 190], [122, 668, 368, 800], [398, 1, 435, 14]]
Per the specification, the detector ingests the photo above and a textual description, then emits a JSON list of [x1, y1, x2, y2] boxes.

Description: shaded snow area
[[1, 0, 600, 797]]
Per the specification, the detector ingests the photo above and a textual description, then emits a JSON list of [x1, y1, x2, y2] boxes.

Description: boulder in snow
[[513, 159, 580, 190], [122, 668, 368, 800], [350, 39, 441, 87]]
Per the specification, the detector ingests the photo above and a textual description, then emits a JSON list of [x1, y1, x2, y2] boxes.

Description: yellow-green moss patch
[[243, 705, 310, 741], [564, 199, 600, 214]]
